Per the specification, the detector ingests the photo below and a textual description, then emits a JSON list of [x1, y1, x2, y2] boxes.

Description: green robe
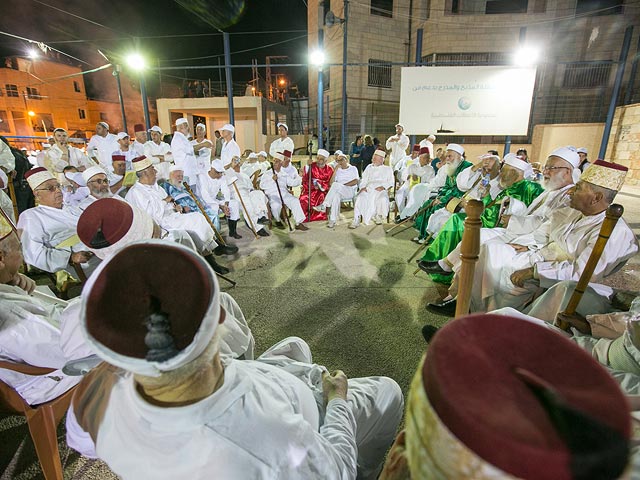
[[413, 160, 473, 239], [422, 179, 544, 283]]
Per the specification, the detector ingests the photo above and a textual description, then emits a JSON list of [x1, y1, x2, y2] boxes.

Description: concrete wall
[[531, 123, 605, 165], [606, 102, 640, 185]]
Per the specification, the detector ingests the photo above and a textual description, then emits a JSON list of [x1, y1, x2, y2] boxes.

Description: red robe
[[300, 163, 334, 221]]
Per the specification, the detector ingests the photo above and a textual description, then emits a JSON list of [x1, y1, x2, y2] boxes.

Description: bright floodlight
[[513, 46, 540, 66], [126, 53, 146, 71], [28, 49, 38, 59], [310, 50, 325, 66], [28, 111, 35, 117]]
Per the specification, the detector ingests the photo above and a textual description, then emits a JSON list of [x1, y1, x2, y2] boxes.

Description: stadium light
[[310, 50, 325, 66], [28, 49, 39, 59], [126, 53, 146, 71], [513, 46, 540, 67], [28, 111, 35, 117]]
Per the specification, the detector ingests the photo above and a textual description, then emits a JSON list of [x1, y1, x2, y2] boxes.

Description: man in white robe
[[260, 151, 308, 230], [191, 123, 214, 178], [198, 159, 242, 239], [44, 128, 94, 176], [351, 149, 394, 227], [385, 123, 409, 170], [256, 150, 271, 172], [314, 151, 359, 228], [86, 122, 118, 172], [268, 122, 295, 160], [171, 118, 199, 189], [67, 166, 117, 215], [220, 123, 241, 169], [124, 156, 237, 269], [111, 132, 138, 171], [18, 167, 98, 277], [131, 124, 147, 156], [395, 147, 435, 222], [227, 157, 270, 236], [143, 125, 173, 181], [66, 241, 403, 479], [418, 134, 436, 156]]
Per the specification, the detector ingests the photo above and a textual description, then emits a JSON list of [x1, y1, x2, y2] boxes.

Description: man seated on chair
[[66, 240, 403, 478], [350, 148, 394, 228], [197, 159, 243, 240], [314, 151, 359, 228], [299, 148, 334, 222], [227, 157, 270, 237], [18, 167, 99, 277], [395, 146, 435, 223], [425, 160, 638, 316]]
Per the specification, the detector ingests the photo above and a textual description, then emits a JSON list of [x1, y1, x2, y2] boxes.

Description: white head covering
[[116, 132, 130, 141], [210, 159, 225, 172], [25, 167, 55, 190], [221, 124, 235, 134], [277, 122, 288, 131], [169, 164, 183, 173], [80, 240, 221, 377], [196, 123, 206, 132], [248, 152, 258, 159], [549, 146, 580, 169], [503, 153, 533, 179], [577, 147, 588, 154], [64, 171, 86, 187], [82, 166, 107, 184], [317, 148, 330, 158], [150, 125, 162, 134], [175, 118, 188, 127], [395, 123, 404, 130], [446, 144, 465, 156], [97, 121, 109, 130], [258, 151, 268, 158]]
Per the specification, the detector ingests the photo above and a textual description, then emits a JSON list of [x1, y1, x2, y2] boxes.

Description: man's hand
[[360, 187, 368, 193], [432, 198, 441, 206], [173, 203, 183, 213], [378, 431, 410, 480], [375, 186, 385, 191], [157, 155, 165, 162], [510, 267, 535, 287], [500, 215, 511, 227], [507, 243, 528, 253], [71, 251, 93, 264], [221, 204, 230, 216], [322, 370, 348, 405], [9, 273, 36, 294], [472, 162, 483, 171], [163, 195, 173, 203], [556, 312, 590, 334]]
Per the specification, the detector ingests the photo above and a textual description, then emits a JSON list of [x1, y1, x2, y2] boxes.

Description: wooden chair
[[0, 360, 77, 480]]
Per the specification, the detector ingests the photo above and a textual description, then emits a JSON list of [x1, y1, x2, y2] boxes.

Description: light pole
[[310, 49, 325, 149], [126, 53, 152, 132], [98, 50, 128, 132]]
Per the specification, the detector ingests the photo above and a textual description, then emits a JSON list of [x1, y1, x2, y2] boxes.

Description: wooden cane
[[407, 233, 433, 264], [216, 271, 237, 287], [0, 205, 18, 234], [182, 182, 227, 246], [231, 180, 259, 239], [71, 260, 88, 283], [454, 200, 484, 319], [555, 204, 624, 331], [384, 203, 431, 234], [6, 177, 19, 221], [274, 173, 293, 231]]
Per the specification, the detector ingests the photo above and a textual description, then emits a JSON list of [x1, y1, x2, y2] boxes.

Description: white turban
[[82, 166, 107, 184], [447, 143, 464, 156], [503, 153, 533, 180], [317, 149, 330, 158]]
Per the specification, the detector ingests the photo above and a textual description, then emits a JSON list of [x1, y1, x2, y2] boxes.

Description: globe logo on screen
[[458, 97, 471, 110]]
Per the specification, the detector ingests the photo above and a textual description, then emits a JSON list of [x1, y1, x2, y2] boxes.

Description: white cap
[[577, 147, 588, 154], [277, 122, 288, 131], [317, 149, 330, 158], [503, 153, 532, 179], [169, 164, 183, 173], [395, 123, 404, 130], [248, 152, 258, 159], [335, 150, 348, 160], [258, 151, 267, 158], [221, 123, 235, 134], [447, 143, 464, 156], [97, 121, 109, 130], [211, 159, 225, 173], [196, 123, 206, 131], [175, 118, 189, 127], [65, 171, 86, 187], [549, 146, 581, 169], [116, 132, 130, 141], [150, 126, 162, 134], [82, 166, 107, 183]]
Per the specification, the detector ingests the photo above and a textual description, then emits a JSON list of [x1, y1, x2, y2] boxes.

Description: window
[[0, 110, 9, 132], [100, 112, 108, 121], [451, 0, 460, 14], [562, 62, 612, 88], [423, 52, 509, 66], [78, 108, 86, 119], [73, 80, 81, 93], [485, 0, 528, 14], [5, 84, 18, 97], [368, 59, 392, 88], [576, 0, 623, 16], [371, 0, 393, 17], [26, 87, 40, 99]]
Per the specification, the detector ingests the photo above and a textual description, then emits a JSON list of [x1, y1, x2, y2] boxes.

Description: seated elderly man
[[396, 146, 435, 223], [240, 152, 264, 188], [260, 150, 308, 231], [66, 241, 403, 479], [43, 128, 94, 176], [125, 156, 236, 272], [314, 151, 359, 228], [108, 154, 136, 197], [299, 148, 333, 222], [350, 149, 394, 228], [198, 159, 243, 239], [65, 165, 116, 216], [427, 160, 638, 315], [227, 157, 270, 237], [18, 167, 98, 277]]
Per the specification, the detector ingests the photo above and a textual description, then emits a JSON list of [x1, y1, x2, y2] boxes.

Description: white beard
[[445, 158, 462, 176]]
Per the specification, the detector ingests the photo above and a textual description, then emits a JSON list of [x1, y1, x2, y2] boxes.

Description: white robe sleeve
[[314, 398, 358, 479], [398, 134, 409, 152], [0, 140, 15, 171], [456, 165, 480, 191], [18, 212, 72, 272]]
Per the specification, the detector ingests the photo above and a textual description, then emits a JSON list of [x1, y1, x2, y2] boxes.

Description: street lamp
[[125, 52, 151, 132], [310, 49, 325, 149], [513, 46, 540, 67], [98, 50, 128, 133], [28, 49, 38, 59]]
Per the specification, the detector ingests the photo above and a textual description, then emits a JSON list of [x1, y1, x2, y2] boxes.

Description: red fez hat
[[77, 198, 134, 249], [111, 154, 126, 162], [420, 313, 630, 480], [133, 124, 145, 133], [419, 146, 430, 155], [282, 150, 292, 159], [412, 144, 420, 152]]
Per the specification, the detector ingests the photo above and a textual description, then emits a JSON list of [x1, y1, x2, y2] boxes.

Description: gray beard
[[445, 159, 462, 176], [93, 190, 113, 199]]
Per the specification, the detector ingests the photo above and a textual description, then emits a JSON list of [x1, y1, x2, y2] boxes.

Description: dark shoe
[[421, 325, 439, 343], [230, 232, 242, 239], [426, 297, 457, 316], [213, 244, 239, 256], [295, 223, 309, 231], [257, 217, 269, 225], [274, 221, 285, 229], [204, 255, 230, 274], [228, 220, 242, 239], [257, 228, 270, 237], [394, 215, 401, 224], [417, 260, 447, 275]]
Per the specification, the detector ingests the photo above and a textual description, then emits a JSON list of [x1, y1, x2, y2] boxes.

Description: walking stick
[[454, 200, 484, 319], [384, 203, 430, 234], [307, 162, 313, 222], [555, 204, 624, 331], [407, 233, 433, 264], [230, 178, 259, 239], [7, 177, 19, 221], [273, 172, 293, 231], [182, 182, 227, 246], [71, 261, 88, 283]]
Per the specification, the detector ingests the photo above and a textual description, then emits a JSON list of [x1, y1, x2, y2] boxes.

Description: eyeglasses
[[542, 166, 570, 171], [88, 178, 109, 185], [35, 183, 62, 192]]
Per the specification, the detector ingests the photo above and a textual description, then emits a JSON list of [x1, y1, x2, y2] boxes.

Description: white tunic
[[190, 139, 212, 176], [221, 139, 241, 168], [44, 144, 93, 173], [0, 140, 15, 171], [418, 138, 434, 156], [17, 205, 98, 275], [131, 140, 146, 157], [1, 189, 15, 223], [226, 169, 268, 231], [269, 136, 295, 159], [171, 131, 198, 185], [385, 134, 409, 169], [260, 168, 305, 225], [354, 164, 394, 224], [323, 165, 360, 223], [87, 133, 119, 171], [125, 182, 217, 253], [144, 141, 173, 181], [197, 174, 240, 221]]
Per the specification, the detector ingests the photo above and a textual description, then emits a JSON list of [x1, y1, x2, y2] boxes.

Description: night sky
[[0, 0, 309, 97]]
